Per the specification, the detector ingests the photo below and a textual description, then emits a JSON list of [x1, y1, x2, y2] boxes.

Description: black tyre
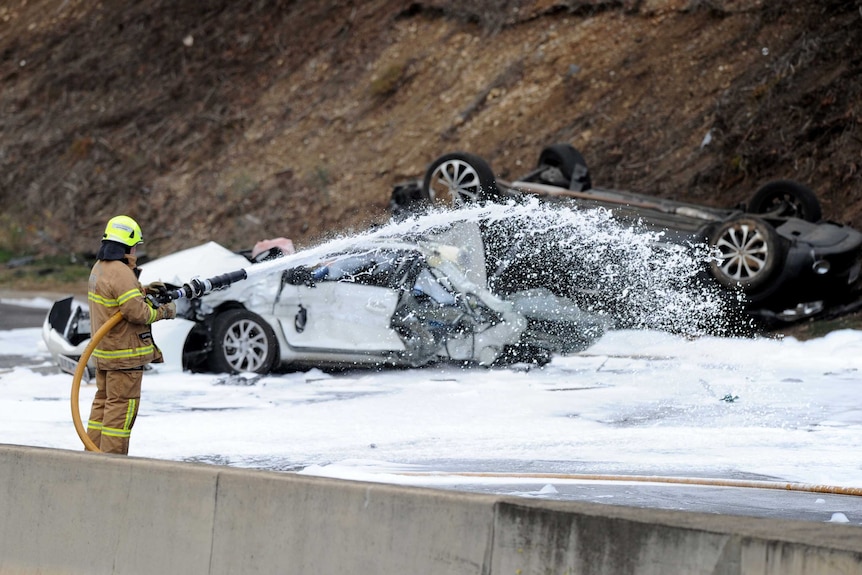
[[708, 216, 784, 291], [208, 309, 279, 374], [494, 344, 552, 367], [748, 180, 822, 223], [537, 143, 592, 191], [422, 152, 500, 206]]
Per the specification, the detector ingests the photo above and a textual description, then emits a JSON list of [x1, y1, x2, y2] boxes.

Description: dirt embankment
[[1, 0, 861, 266]]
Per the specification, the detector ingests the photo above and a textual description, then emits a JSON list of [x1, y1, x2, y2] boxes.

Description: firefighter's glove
[[145, 281, 167, 296], [144, 281, 171, 307], [158, 302, 177, 320]]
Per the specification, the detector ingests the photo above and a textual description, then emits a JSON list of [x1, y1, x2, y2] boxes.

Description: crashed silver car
[[43, 225, 606, 375]]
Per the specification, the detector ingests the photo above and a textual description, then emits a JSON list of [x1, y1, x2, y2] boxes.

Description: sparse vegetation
[[370, 62, 408, 98], [1, 0, 861, 288]]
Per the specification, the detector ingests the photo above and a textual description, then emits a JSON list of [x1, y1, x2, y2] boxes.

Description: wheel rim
[[221, 319, 270, 372], [714, 223, 770, 282], [428, 159, 483, 205]]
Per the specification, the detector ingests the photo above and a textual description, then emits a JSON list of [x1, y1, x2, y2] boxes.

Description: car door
[[273, 260, 405, 352]]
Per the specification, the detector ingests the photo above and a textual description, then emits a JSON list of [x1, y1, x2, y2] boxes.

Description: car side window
[[317, 251, 398, 288]]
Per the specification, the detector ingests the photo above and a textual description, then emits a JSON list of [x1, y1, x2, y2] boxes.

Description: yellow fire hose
[[71, 311, 123, 452], [70, 314, 862, 499], [397, 471, 862, 497]]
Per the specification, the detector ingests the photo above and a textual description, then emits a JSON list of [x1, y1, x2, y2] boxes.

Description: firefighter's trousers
[[86, 367, 143, 455]]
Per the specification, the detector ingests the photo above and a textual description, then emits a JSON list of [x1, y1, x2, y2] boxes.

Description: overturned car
[[43, 227, 607, 376], [391, 144, 862, 324]]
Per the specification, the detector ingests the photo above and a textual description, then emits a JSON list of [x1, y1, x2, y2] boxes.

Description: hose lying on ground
[[73, 311, 862, 498], [69, 270, 860, 498], [397, 471, 862, 497]]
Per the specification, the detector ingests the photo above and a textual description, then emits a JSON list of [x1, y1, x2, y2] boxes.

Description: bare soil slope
[[1, 0, 861, 266]]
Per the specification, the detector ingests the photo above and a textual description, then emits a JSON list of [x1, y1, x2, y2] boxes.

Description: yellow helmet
[[103, 215, 143, 246]]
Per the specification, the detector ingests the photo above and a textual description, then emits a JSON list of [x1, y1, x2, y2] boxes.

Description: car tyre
[[748, 180, 822, 223], [422, 152, 500, 206], [495, 344, 552, 367], [537, 143, 592, 191], [208, 308, 278, 374], [708, 216, 784, 292]]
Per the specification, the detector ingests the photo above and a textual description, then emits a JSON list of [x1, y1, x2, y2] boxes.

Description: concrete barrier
[[1, 444, 860, 574]]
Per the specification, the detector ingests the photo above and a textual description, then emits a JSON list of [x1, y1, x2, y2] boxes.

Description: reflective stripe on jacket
[[88, 258, 164, 370]]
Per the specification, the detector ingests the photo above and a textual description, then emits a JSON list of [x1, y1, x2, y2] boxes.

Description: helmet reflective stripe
[[103, 215, 143, 246]]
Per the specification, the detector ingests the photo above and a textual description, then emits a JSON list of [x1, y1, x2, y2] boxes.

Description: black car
[[391, 144, 862, 325]]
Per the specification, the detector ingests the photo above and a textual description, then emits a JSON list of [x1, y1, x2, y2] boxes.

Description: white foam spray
[[242, 197, 748, 337]]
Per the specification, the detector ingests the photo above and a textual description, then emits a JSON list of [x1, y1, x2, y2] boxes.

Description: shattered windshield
[[310, 249, 409, 288]]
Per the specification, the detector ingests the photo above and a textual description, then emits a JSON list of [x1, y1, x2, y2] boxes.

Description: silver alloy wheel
[[713, 222, 769, 282], [428, 158, 483, 205], [221, 317, 270, 372]]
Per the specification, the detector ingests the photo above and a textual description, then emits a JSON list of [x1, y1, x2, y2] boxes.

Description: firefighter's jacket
[[88, 255, 167, 370]]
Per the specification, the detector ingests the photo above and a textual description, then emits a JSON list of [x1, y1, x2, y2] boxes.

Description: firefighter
[[86, 215, 176, 455]]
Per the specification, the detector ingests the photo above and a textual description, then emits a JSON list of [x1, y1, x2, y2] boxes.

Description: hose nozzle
[[156, 269, 249, 303]]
